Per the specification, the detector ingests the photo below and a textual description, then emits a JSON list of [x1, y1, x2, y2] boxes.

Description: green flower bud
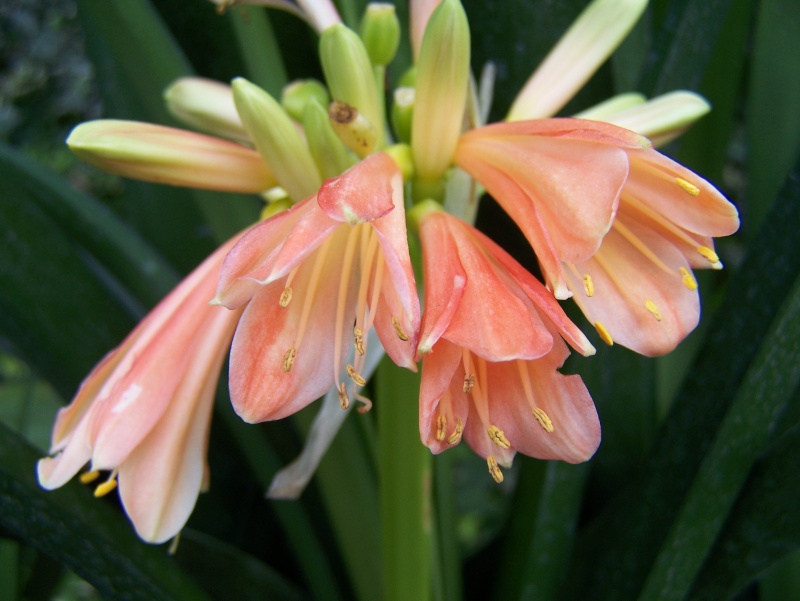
[[164, 77, 248, 142], [391, 87, 415, 145], [328, 101, 377, 158], [281, 79, 331, 122], [359, 3, 401, 67], [303, 97, 357, 178], [319, 24, 384, 149], [411, 0, 470, 182], [232, 77, 321, 201]]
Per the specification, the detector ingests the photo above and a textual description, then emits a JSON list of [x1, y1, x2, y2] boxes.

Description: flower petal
[[317, 153, 397, 224]]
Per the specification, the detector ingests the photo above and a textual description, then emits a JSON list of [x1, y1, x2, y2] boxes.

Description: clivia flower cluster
[[39, 0, 739, 543]]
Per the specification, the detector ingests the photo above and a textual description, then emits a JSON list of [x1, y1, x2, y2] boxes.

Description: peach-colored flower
[[455, 118, 739, 356], [37, 235, 243, 543], [214, 153, 420, 422], [415, 208, 600, 480]]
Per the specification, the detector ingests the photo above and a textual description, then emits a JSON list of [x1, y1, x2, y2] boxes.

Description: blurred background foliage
[[1, 0, 799, 599]]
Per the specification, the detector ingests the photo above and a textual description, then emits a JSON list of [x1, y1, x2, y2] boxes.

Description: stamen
[[644, 299, 662, 321], [680, 267, 698, 290], [337, 382, 350, 410], [94, 473, 118, 498], [463, 374, 475, 393], [595, 322, 614, 346], [583, 274, 595, 297], [612, 220, 674, 274], [282, 347, 296, 372], [346, 364, 366, 387], [279, 287, 293, 308], [532, 407, 554, 433], [621, 193, 707, 255], [697, 246, 720, 265], [168, 533, 181, 556], [447, 418, 463, 445], [392, 316, 409, 341], [354, 326, 365, 356], [487, 425, 510, 449], [487, 455, 504, 483], [79, 470, 100, 484], [675, 177, 700, 196], [436, 415, 447, 441]]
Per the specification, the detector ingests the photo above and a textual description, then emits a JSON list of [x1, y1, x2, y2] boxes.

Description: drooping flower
[[37, 235, 243, 543], [455, 118, 740, 355], [210, 0, 342, 34], [414, 205, 600, 480], [213, 153, 420, 422]]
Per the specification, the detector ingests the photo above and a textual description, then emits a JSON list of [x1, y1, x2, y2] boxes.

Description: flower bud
[[411, 0, 470, 182], [319, 24, 384, 148], [303, 97, 357, 178], [328, 101, 377, 158], [67, 120, 275, 193], [281, 79, 331, 122], [232, 77, 321, 201], [359, 3, 401, 66], [391, 87, 415, 145], [164, 77, 248, 142]]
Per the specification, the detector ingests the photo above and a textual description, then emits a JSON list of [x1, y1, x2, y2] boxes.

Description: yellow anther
[[436, 415, 447, 441], [532, 407, 554, 433], [354, 326, 365, 356], [675, 177, 700, 196], [282, 347, 296, 372], [346, 364, 366, 387], [487, 455, 504, 483], [337, 382, 350, 410], [463, 374, 475, 394], [447, 418, 463, 445], [679, 267, 698, 290], [488, 425, 511, 449], [595, 322, 614, 346], [79, 470, 101, 484], [392, 316, 409, 341], [94, 477, 118, 498], [644, 299, 662, 321], [583, 273, 595, 297], [279, 287, 293, 308], [697, 246, 720, 264]]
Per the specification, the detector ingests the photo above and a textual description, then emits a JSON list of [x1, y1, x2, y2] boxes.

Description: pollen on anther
[[679, 267, 698, 290], [595, 322, 614, 346], [338, 382, 350, 410], [79, 470, 100, 484], [675, 177, 700, 196], [487, 455, 504, 483], [353, 326, 365, 356], [282, 347, 296, 372], [488, 425, 511, 449], [644, 299, 662, 321], [697, 246, 720, 265], [447, 418, 463, 445], [583, 274, 595, 297], [346, 364, 367, 387], [463, 374, 475, 394], [94, 477, 118, 498], [391, 316, 410, 341], [279, 287, 293, 308], [532, 407, 554, 433], [436, 415, 447, 441]]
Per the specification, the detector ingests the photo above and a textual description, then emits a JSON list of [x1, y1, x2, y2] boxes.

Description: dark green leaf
[[0, 423, 211, 601]]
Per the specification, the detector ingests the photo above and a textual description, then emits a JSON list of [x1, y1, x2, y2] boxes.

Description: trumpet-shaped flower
[[455, 118, 740, 356], [214, 153, 420, 422], [37, 236, 243, 543], [415, 207, 600, 479]]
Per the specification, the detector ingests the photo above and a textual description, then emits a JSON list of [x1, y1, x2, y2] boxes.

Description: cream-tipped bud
[[391, 87, 415, 145], [574, 92, 647, 120], [232, 77, 321, 201], [303, 97, 357, 178], [328, 101, 377, 158], [281, 79, 331, 122], [411, 0, 470, 182], [164, 77, 248, 142], [320, 24, 384, 148], [359, 3, 401, 66], [67, 119, 275, 193]]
